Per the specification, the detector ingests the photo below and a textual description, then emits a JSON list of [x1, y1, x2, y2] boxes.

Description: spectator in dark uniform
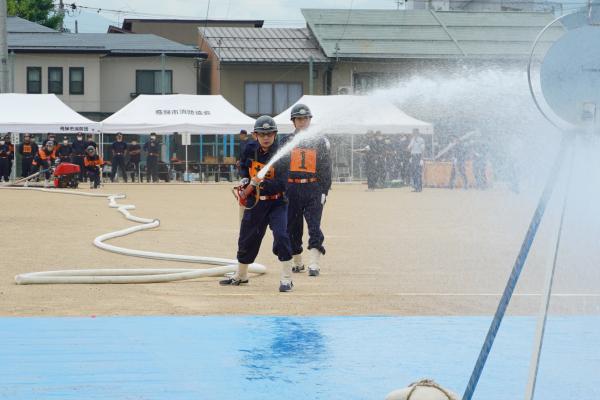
[[0, 136, 11, 182], [127, 138, 142, 182], [408, 130, 425, 192], [56, 136, 73, 164], [110, 133, 128, 182], [85, 134, 97, 150], [71, 132, 87, 181], [4, 134, 14, 179], [42, 133, 56, 147], [144, 133, 160, 183], [449, 135, 468, 189], [18, 134, 38, 178]]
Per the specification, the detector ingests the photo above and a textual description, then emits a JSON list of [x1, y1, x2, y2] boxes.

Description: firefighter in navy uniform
[[84, 145, 104, 189], [55, 136, 73, 164], [32, 140, 57, 186], [18, 134, 38, 178], [220, 116, 294, 292], [4, 134, 15, 179], [284, 104, 332, 277], [110, 133, 128, 182], [0, 137, 11, 182], [144, 133, 160, 183], [71, 132, 87, 181]]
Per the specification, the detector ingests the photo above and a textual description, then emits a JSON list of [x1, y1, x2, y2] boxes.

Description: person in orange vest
[[32, 140, 58, 186], [18, 134, 39, 178], [84, 145, 104, 189], [283, 104, 332, 277], [220, 116, 293, 292]]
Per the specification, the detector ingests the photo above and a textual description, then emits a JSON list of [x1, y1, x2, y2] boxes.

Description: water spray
[[462, 4, 600, 400]]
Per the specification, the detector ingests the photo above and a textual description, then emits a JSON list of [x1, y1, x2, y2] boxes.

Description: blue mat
[[1, 316, 598, 399]]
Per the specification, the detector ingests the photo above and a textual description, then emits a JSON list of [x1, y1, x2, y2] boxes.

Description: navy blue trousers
[[287, 183, 325, 255], [237, 198, 292, 264]]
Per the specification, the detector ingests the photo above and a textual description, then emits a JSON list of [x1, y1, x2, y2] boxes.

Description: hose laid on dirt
[[1, 186, 266, 284]]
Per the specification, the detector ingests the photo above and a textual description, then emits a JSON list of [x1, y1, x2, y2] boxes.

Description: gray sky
[[64, 0, 586, 33], [63, 0, 420, 32]]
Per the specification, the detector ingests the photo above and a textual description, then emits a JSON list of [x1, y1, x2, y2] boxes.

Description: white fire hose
[[1, 186, 266, 284]]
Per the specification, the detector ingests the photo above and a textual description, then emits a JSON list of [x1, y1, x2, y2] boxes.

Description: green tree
[[7, 0, 64, 31]]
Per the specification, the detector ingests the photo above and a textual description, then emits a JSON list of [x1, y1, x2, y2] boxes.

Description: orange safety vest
[[84, 156, 103, 167]]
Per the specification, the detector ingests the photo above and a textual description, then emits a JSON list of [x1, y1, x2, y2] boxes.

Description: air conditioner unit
[[337, 86, 353, 95]]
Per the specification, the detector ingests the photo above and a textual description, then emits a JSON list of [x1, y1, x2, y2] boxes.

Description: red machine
[[53, 163, 81, 188]]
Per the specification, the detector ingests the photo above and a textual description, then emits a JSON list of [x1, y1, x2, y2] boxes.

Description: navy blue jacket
[[240, 141, 288, 197], [280, 132, 332, 195]]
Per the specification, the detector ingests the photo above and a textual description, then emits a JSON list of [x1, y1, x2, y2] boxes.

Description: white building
[[7, 17, 205, 120]]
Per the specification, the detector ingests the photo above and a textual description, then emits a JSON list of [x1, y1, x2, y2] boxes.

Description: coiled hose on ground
[[0, 186, 266, 284]]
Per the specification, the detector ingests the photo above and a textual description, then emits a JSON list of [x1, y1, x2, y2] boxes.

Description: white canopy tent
[[101, 94, 256, 134], [0, 93, 100, 134], [101, 94, 257, 178], [273, 95, 434, 181], [273, 95, 433, 135], [0, 94, 100, 182]]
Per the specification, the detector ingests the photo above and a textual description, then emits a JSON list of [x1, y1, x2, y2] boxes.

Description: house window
[[244, 82, 303, 116], [26, 67, 42, 94], [136, 70, 173, 94], [69, 67, 84, 95], [48, 67, 63, 94], [353, 73, 397, 94]]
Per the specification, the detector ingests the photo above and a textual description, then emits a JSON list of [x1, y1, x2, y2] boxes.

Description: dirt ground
[[1, 183, 599, 317]]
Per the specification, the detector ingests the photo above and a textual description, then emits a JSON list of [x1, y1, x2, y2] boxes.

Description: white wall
[[12, 53, 198, 115], [14, 53, 101, 113], [100, 55, 197, 113]]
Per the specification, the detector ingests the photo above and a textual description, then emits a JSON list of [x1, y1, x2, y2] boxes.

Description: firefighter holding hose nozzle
[[221, 116, 294, 292], [32, 140, 58, 187]]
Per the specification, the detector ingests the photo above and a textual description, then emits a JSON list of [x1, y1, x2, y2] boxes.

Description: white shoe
[[292, 254, 304, 273], [307, 248, 321, 277], [280, 260, 293, 292]]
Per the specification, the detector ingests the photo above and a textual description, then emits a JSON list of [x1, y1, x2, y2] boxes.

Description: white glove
[[321, 193, 326, 205], [239, 178, 249, 186]]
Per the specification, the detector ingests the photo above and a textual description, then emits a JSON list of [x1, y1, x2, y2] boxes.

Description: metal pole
[[0, 0, 9, 93], [524, 140, 575, 400], [350, 135, 354, 181], [9, 50, 14, 92], [160, 53, 166, 95], [309, 56, 314, 95], [462, 134, 570, 400]]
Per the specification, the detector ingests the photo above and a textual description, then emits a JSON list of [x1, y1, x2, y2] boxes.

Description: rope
[[461, 134, 570, 399], [407, 379, 456, 400]]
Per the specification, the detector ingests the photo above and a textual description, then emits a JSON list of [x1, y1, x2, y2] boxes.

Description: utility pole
[[58, 0, 65, 32], [0, 0, 9, 93]]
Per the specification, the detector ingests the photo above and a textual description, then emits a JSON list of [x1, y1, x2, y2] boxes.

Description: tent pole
[[350, 135, 354, 181]]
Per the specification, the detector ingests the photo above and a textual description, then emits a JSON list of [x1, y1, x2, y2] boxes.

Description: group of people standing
[[221, 103, 331, 293], [358, 129, 426, 192], [106, 133, 161, 183], [4, 132, 164, 187]]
